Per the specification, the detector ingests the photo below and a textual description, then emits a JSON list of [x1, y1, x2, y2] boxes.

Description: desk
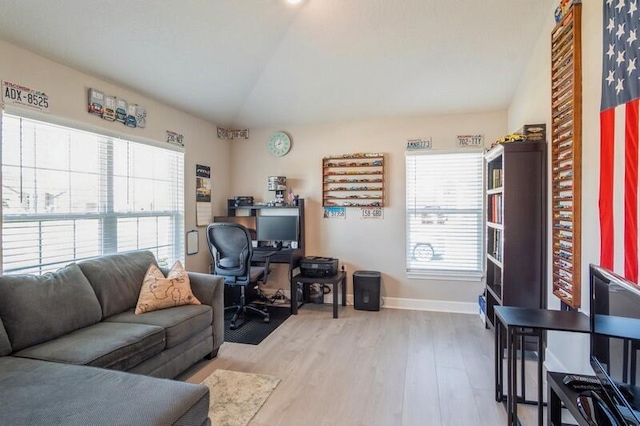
[[547, 371, 593, 426], [494, 306, 590, 426], [253, 247, 304, 287], [291, 271, 346, 318]]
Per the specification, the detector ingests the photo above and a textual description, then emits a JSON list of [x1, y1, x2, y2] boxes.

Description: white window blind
[[1, 114, 184, 275], [405, 151, 484, 278]]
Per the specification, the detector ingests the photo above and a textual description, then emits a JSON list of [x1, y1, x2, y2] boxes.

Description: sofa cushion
[[135, 261, 201, 315], [0, 357, 210, 426], [106, 304, 212, 348], [78, 250, 157, 319], [0, 263, 102, 352], [14, 322, 165, 371], [129, 328, 213, 378]]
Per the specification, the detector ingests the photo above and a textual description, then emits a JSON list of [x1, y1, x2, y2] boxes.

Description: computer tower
[[353, 270, 381, 311]]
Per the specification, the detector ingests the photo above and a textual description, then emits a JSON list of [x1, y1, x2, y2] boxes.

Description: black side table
[[494, 306, 590, 426], [291, 271, 347, 318]]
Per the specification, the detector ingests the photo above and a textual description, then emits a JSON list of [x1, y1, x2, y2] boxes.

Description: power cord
[[260, 287, 290, 305], [254, 286, 271, 303], [270, 288, 290, 303]]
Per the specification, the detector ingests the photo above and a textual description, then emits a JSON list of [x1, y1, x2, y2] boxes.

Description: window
[[405, 151, 484, 278], [1, 114, 184, 275]]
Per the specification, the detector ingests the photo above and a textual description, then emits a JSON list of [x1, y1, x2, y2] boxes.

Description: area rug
[[224, 305, 291, 345], [202, 369, 280, 426]]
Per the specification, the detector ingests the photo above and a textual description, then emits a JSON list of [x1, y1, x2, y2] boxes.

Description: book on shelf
[[491, 229, 502, 262], [490, 194, 503, 223], [491, 168, 503, 189]]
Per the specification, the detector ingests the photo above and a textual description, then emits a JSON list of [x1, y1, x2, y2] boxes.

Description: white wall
[[0, 39, 233, 273], [508, 1, 601, 373], [229, 112, 507, 309]]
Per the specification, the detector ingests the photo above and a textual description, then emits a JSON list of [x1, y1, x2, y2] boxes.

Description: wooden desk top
[[494, 306, 590, 333]]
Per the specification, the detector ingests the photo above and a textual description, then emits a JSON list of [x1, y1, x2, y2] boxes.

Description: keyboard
[[254, 246, 281, 252]]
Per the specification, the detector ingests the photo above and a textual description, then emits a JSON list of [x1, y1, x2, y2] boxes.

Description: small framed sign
[[323, 207, 346, 219], [406, 138, 432, 151], [360, 207, 383, 219], [2, 80, 50, 113], [186, 230, 199, 255], [166, 130, 184, 147], [457, 134, 484, 147]]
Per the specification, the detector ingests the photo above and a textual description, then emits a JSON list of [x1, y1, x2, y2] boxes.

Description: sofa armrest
[[188, 272, 225, 355]]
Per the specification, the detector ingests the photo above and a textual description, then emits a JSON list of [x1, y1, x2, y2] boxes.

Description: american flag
[[600, 0, 640, 283]]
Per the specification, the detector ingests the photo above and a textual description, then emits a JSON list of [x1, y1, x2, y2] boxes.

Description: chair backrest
[[206, 223, 253, 284]]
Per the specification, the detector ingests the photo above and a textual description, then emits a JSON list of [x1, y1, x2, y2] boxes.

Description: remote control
[[563, 374, 601, 387]]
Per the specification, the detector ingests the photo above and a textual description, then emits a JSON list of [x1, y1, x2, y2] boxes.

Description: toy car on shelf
[[88, 102, 103, 116], [492, 133, 527, 147]]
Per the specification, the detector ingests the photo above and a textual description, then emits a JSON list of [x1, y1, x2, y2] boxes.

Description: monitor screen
[[256, 215, 298, 243], [590, 264, 640, 425], [213, 216, 257, 239]]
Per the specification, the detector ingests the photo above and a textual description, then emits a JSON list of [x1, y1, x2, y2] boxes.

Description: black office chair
[[206, 222, 271, 330]]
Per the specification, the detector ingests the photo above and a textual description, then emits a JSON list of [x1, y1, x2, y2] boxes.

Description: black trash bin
[[353, 270, 381, 311]]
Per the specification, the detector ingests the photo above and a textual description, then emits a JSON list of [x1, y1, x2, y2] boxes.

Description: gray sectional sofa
[[0, 250, 225, 425]]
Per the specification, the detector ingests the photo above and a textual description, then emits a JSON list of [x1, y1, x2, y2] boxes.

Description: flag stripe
[[625, 100, 639, 282], [614, 107, 626, 274], [600, 107, 615, 271]]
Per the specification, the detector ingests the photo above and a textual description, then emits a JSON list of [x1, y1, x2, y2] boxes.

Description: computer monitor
[[256, 215, 298, 245], [213, 216, 257, 239], [589, 264, 640, 425]]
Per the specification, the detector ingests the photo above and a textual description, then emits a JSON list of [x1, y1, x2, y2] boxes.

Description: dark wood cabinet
[[484, 141, 546, 327]]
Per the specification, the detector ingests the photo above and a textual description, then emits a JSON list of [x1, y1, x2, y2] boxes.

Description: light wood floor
[[185, 305, 545, 426]]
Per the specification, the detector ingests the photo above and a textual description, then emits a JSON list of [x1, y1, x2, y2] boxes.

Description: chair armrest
[[251, 251, 276, 285], [188, 272, 225, 353], [251, 250, 278, 261]]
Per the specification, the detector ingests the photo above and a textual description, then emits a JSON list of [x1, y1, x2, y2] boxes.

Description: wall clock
[[267, 131, 292, 157]]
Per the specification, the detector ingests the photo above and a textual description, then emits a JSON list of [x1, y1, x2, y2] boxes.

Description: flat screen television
[[256, 215, 298, 245], [213, 216, 257, 240], [589, 264, 640, 425]]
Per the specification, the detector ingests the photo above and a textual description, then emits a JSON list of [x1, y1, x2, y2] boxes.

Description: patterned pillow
[[135, 261, 201, 314]]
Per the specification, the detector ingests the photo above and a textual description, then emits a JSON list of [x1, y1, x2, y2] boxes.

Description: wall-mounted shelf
[[322, 153, 385, 207], [550, 2, 582, 309]]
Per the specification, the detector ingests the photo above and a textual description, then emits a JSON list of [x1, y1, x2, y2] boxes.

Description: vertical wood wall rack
[[550, 2, 582, 309]]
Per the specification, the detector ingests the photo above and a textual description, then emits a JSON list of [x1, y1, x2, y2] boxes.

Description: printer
[[300, 256, 339, 278]]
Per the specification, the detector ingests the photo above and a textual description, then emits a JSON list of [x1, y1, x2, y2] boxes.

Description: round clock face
[[268, 131, 291, 157]]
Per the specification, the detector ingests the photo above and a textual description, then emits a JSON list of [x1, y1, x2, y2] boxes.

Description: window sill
[[406, 270, 483, 282]]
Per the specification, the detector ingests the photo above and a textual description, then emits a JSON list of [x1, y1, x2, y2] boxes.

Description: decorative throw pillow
[[135, 261, 201, 315]]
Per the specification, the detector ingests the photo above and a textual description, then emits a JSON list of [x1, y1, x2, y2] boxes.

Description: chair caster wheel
[[230, 323, 237, 330], [264, 316, 270, 323]]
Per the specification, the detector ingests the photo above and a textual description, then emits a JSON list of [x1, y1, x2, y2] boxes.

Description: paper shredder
[[353, 270, 381, 311]]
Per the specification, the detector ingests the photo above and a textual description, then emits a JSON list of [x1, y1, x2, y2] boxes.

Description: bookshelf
[[484, 140, 546, 328]]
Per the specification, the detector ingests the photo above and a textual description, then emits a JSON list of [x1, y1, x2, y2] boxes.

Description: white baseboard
[[379, 296, 477, 315], [303, 291, 477, 315]]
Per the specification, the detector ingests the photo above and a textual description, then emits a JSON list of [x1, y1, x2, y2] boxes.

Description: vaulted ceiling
[[0, 0, 554, 129]]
